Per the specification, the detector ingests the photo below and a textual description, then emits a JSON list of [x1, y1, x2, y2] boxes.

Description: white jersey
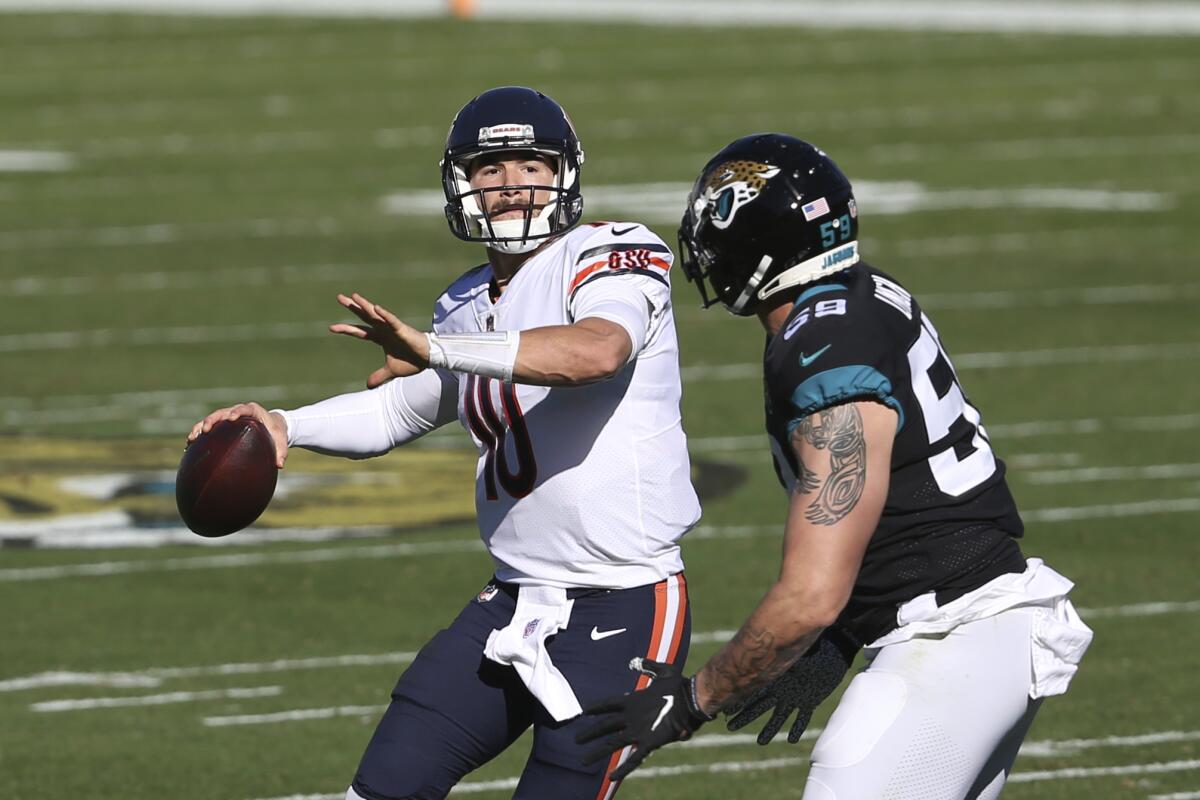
[[433, 221, 700, 589]]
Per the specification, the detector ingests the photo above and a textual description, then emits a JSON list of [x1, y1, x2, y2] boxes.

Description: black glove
[[577, 657, 715, 781], [726, 628, 859, 745]]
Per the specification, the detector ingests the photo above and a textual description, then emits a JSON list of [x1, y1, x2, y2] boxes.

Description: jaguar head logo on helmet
[[695, 159, 781, 230], [679, 133, 859, 316], [441, 86, 585, 255]]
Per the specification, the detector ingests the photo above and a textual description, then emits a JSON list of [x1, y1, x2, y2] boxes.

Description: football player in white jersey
[[579, 135, 1093, 799], [188, 87, 700, 799]]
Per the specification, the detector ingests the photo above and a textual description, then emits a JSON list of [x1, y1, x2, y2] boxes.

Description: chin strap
[[756, 241, 860, 303]]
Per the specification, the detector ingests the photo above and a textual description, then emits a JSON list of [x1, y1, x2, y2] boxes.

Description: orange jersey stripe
[[568, 259, 610, 294], [594, 747, 625, 800], [636, 577, 670, 692], [664, 573, 688, 665]]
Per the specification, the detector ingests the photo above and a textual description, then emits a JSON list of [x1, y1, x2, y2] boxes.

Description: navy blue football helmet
[[679, 134, 859, 315], [441, 86, 585, 254]]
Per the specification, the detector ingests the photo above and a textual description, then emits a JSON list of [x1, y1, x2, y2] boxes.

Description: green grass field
[[1, 10, 1198, 799]]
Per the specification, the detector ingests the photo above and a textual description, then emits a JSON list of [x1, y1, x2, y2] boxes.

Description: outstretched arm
[[693, 400, 896, 713], [330, 292, 636, 388], [186, 368, 457, 464], [577, 399, 896, 781]]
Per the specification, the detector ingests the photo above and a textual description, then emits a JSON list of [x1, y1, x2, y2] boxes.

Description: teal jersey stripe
[[794, 283, 848, 306], [787, 365, 905, 433]]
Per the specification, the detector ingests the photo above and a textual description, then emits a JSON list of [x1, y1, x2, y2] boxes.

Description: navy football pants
[[350, 573, 690, 800]]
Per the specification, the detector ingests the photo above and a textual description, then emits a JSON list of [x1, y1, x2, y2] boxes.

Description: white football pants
[[804, 607, 1041, 800]]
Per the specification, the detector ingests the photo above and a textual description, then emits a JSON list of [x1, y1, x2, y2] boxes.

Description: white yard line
[[1, 653, 420, 693], [871, 133, 1200, 163], [32, 685, 281, 712], [4, 601, 1194, 693], [4, 0, 1200, 36], [3, 496, 1199, 581], [677, 342, 1200, 383], [10, 95, 1186, 170], [675, 409, 1164, 450], [0, 262, 444, 297], [987, 412, 1200, 438], [1010, 759, 1200, 783], [248, 755, 1200, 799], [204, 703, 383, 727], [0, 150, 75, 172], [1026, 463, 1200, 485], [1150, 792, 1200, 800], [0, 216, 354, 251], [0, 181, 1167, 253], [0, 539, 485, 582], [1022, 497, 1200, 523], [1019, 730, 1200, 757], [381, 181, 1173, 224]]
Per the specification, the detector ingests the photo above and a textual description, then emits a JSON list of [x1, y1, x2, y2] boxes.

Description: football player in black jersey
[[579, 135, 1092, 798]]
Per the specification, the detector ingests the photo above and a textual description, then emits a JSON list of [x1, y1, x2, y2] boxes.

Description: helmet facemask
[[679, 192, 777, 317], [443, 148, 581, 254]]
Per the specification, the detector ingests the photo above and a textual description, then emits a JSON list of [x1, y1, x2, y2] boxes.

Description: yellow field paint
[[0, 436, 477, 532]]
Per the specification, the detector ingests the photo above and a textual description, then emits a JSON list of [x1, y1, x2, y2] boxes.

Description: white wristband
[[426, 330, 521, 382]]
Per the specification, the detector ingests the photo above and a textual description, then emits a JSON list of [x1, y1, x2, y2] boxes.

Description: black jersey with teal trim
[[763, 261, 1026, 644]]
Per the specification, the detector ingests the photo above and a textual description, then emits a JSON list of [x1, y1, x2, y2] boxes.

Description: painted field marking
[[32, 685, 282, 712], [248, 755, 1200, 799], [0, 538, 485, 581], [1009, 758, 1200, 783], [1026, 463, 1200, 484], [1018, 730, 1200, 757], [987, 412, 1200, 439], [12, 92, 1187, 171], [0, 261, 447, 297], [0, 180, 1166, 253], [0, 150, 75, 172], [4, 600, 1194, 694], [1150, 792, 1200, 799], [0, 216, 354, 251], [0, 651, 419, 692], [204, 704, 383, 727], [3, 495, 1199, 580], [871, 133, 1200, 163], [676, 342, 1200, 384], [1022, 497, 1200, 523], [380, 181, 1172, 224]]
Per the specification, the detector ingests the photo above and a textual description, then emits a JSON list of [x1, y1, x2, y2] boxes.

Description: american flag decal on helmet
[[802, 197, 830, 221]]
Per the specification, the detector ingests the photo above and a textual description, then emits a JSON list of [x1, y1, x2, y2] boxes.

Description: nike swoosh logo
[[651, 695, 674, 730], [590, 626, 627, 641], [799, 344, 831, 367], [611, 225, 637, 236]]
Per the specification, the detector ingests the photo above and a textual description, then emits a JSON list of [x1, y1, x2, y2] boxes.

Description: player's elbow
[[777, 577, 852, 631], [564, 333, 631, 383], [802, 601, 845, 631], [590, 345, 629, 381]]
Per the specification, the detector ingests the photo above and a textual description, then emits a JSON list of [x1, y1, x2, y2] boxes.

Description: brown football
[[176, 417, 278, 537]]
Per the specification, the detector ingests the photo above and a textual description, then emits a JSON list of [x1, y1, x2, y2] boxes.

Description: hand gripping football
[[176, 417, 278, 537]]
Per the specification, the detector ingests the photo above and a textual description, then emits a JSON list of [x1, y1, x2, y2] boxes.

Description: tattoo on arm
[[705, 624, 823, 711], [791, 404, 867, 526]]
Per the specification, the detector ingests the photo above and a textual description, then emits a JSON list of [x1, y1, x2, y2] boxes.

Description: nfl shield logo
[[523, 618, 541, 639], [477, 584, 499, 603]]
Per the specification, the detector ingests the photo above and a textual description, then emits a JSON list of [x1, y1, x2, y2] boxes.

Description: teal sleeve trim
[[794, 283, 848, 306], [786, 365, 905, 434]]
